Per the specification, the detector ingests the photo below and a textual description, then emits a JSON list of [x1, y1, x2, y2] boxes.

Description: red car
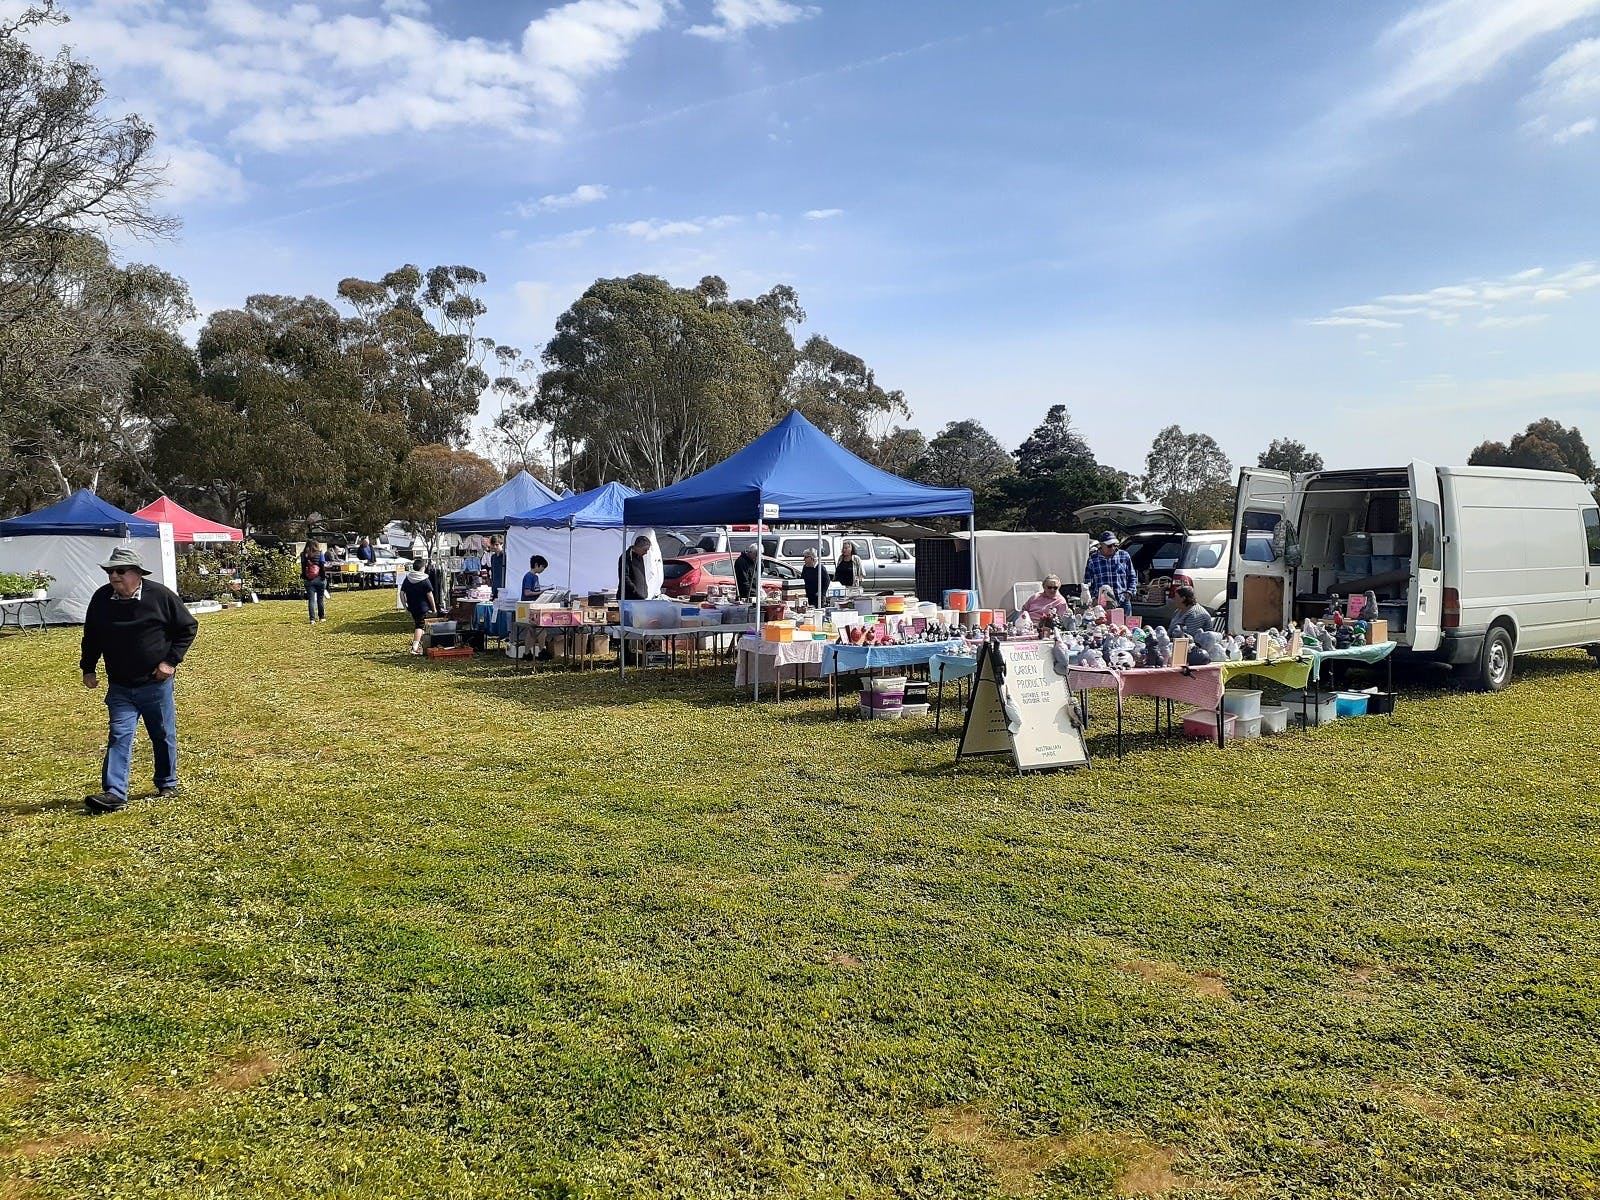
[[661, 553, 808, 601]]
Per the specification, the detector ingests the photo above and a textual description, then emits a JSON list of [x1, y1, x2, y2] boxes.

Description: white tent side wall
[[505, 526, 627, 597], [0, 533, 169, 624]]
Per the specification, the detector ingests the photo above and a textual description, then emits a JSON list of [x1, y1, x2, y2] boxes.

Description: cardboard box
[[582, 606, 609, 624], [1367, 619, 1389, 644]]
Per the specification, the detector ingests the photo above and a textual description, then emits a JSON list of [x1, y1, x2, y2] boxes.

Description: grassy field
[[1, 589, 1598, 1199]]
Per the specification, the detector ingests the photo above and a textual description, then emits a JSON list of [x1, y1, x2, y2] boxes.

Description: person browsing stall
[[300, 540, 329, 623], [521, 555, 549, 601], [1084, 531, 1137, 609], [733, 543, 761, 601], [834, 540, 865, 589], [1167, 585, 1212, 642], [356, 536, 376, 588], [801, 549, 830, 607], [619, 536, 651, 600], [78, 546, 199, 814], [401, 559, 438, 655], [1020, 574, 1072, 623]]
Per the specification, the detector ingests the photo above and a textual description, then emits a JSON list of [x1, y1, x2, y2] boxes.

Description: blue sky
[[22, 0, 1600, 476]]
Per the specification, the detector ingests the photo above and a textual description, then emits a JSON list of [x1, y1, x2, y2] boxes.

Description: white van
[[1229, 462, 1600, 690]]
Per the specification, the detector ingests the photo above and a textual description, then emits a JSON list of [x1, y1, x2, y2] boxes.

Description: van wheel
[[1474, 626, 1514, 692]]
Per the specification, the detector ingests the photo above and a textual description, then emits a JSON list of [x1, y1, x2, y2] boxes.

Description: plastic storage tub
[[1364, 690, 1397, 715], [620, 599, 680, 629], [1343, 554, 1372, 576], [1343, 532, 1373, 556], [1257, 704, 1291, 734], [1281, 690, 1340, 727], [1370, 555, 1399, 574], [1335, 691, 1370, 717], [1232, 714, 1263, 739], [1222, 689, 1262, 720], [1369, 533, 1403, 555], [1180, 709, 1236, 739]]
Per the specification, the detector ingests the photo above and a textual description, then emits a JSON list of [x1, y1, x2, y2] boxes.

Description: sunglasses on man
[[108, 567, 138, 576]]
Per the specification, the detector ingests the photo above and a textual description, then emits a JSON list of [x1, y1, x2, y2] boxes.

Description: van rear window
[[1415, 500, 1441, 571]]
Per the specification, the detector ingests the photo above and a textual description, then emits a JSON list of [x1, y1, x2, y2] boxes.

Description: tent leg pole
[[753, 510, 763, 702], [968, 514, 978, 607], [620, 524, 627, 681]]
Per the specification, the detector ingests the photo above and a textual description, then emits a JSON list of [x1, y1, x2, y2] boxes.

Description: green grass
[[1, 590, 1598, 1199]]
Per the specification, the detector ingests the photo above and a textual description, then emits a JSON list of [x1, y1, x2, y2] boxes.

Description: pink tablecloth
[[1066, 664, 1225, 709], [734, 636, 826, 687]]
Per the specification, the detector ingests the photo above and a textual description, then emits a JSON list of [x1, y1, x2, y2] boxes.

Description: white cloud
[[1553, 115, 1599, 140], [1308, 316, 1403, 329], [528, 227, 597, 251], [159, 142, 247, 204], [33, 0, 671, 151], [1524, 36, 1600, 139], [1314, 260, 1600, 334], [804, 207, 843, 220], [612, 214, 742, 239], [688, 0, 817, 41], [1366, 0, 1600, 118], [1478, 314, 1549, 328], [515, 183, 608, 218]]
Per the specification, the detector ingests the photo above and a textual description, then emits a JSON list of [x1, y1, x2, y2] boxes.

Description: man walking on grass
[[79, 546, 198, 815]]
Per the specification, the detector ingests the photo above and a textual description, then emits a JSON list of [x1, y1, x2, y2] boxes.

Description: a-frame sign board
[[956, 639, 1091, 773]]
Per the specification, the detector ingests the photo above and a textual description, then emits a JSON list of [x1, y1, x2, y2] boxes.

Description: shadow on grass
[[1, 795, 88, 817]]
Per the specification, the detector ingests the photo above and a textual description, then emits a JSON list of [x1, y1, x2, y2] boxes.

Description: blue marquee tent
[[503, 482, 645, 598], [622, 409, 973, 527], [0, 489, 161, 538], [0, 490, 166, 624], [508, 481, 640, 528], [437, 470, 561, 534]]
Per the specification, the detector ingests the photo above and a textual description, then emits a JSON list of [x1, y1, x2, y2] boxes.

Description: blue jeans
[[306, 579, 328, 621], [103, 678, 178, 800]]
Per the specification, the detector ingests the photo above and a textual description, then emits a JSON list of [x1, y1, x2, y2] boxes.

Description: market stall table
[[1066, 663, 1226, 758], [734, 635, 826, 699], [610, 623, 754, 672], [1298, 641, 1398, 723], [930, 651, 980, 731], [0, 597, 47, 632], [821, 639, 967, 717]]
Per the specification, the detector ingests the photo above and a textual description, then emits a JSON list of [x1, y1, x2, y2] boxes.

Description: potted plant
[[27, 570, 54, 599], [0, 572, 30, 600]]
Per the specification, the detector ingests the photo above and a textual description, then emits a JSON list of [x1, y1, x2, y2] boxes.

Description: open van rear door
[[1408, 460, 1443, 652], [1229, 468, 1292, 634]]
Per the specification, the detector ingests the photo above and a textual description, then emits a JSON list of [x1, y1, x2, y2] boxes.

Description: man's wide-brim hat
[[99, 545, 151, 575]]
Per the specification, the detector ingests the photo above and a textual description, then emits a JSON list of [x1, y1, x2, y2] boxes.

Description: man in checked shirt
[[1084, 531, 1138, 610]]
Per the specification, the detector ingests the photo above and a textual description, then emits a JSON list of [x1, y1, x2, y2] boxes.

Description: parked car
[[382, 521, 416, 554], [760, 531, 917, 591], [660, 553, 807, 601], [675, 528, 917, 591], [1231, 461, 1600, 690], [1072, 502, 1220, 624]]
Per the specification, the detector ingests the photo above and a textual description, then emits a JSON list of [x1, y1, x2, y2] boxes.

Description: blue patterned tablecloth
[[820, 640, 967, 677], [929, 651, 981, 683]]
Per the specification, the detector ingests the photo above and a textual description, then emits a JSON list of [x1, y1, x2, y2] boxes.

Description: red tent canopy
[[132, 496, 243, 544]]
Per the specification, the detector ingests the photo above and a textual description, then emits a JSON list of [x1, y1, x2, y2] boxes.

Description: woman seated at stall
[[1167, 584, 1212, 641], [1018, 574, 1072, 624]]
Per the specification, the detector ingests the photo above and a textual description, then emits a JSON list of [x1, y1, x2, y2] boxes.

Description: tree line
[[2, 3, 1593, 540]]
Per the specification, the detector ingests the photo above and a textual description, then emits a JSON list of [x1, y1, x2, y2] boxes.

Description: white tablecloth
[[733, 635, 826, 687]]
